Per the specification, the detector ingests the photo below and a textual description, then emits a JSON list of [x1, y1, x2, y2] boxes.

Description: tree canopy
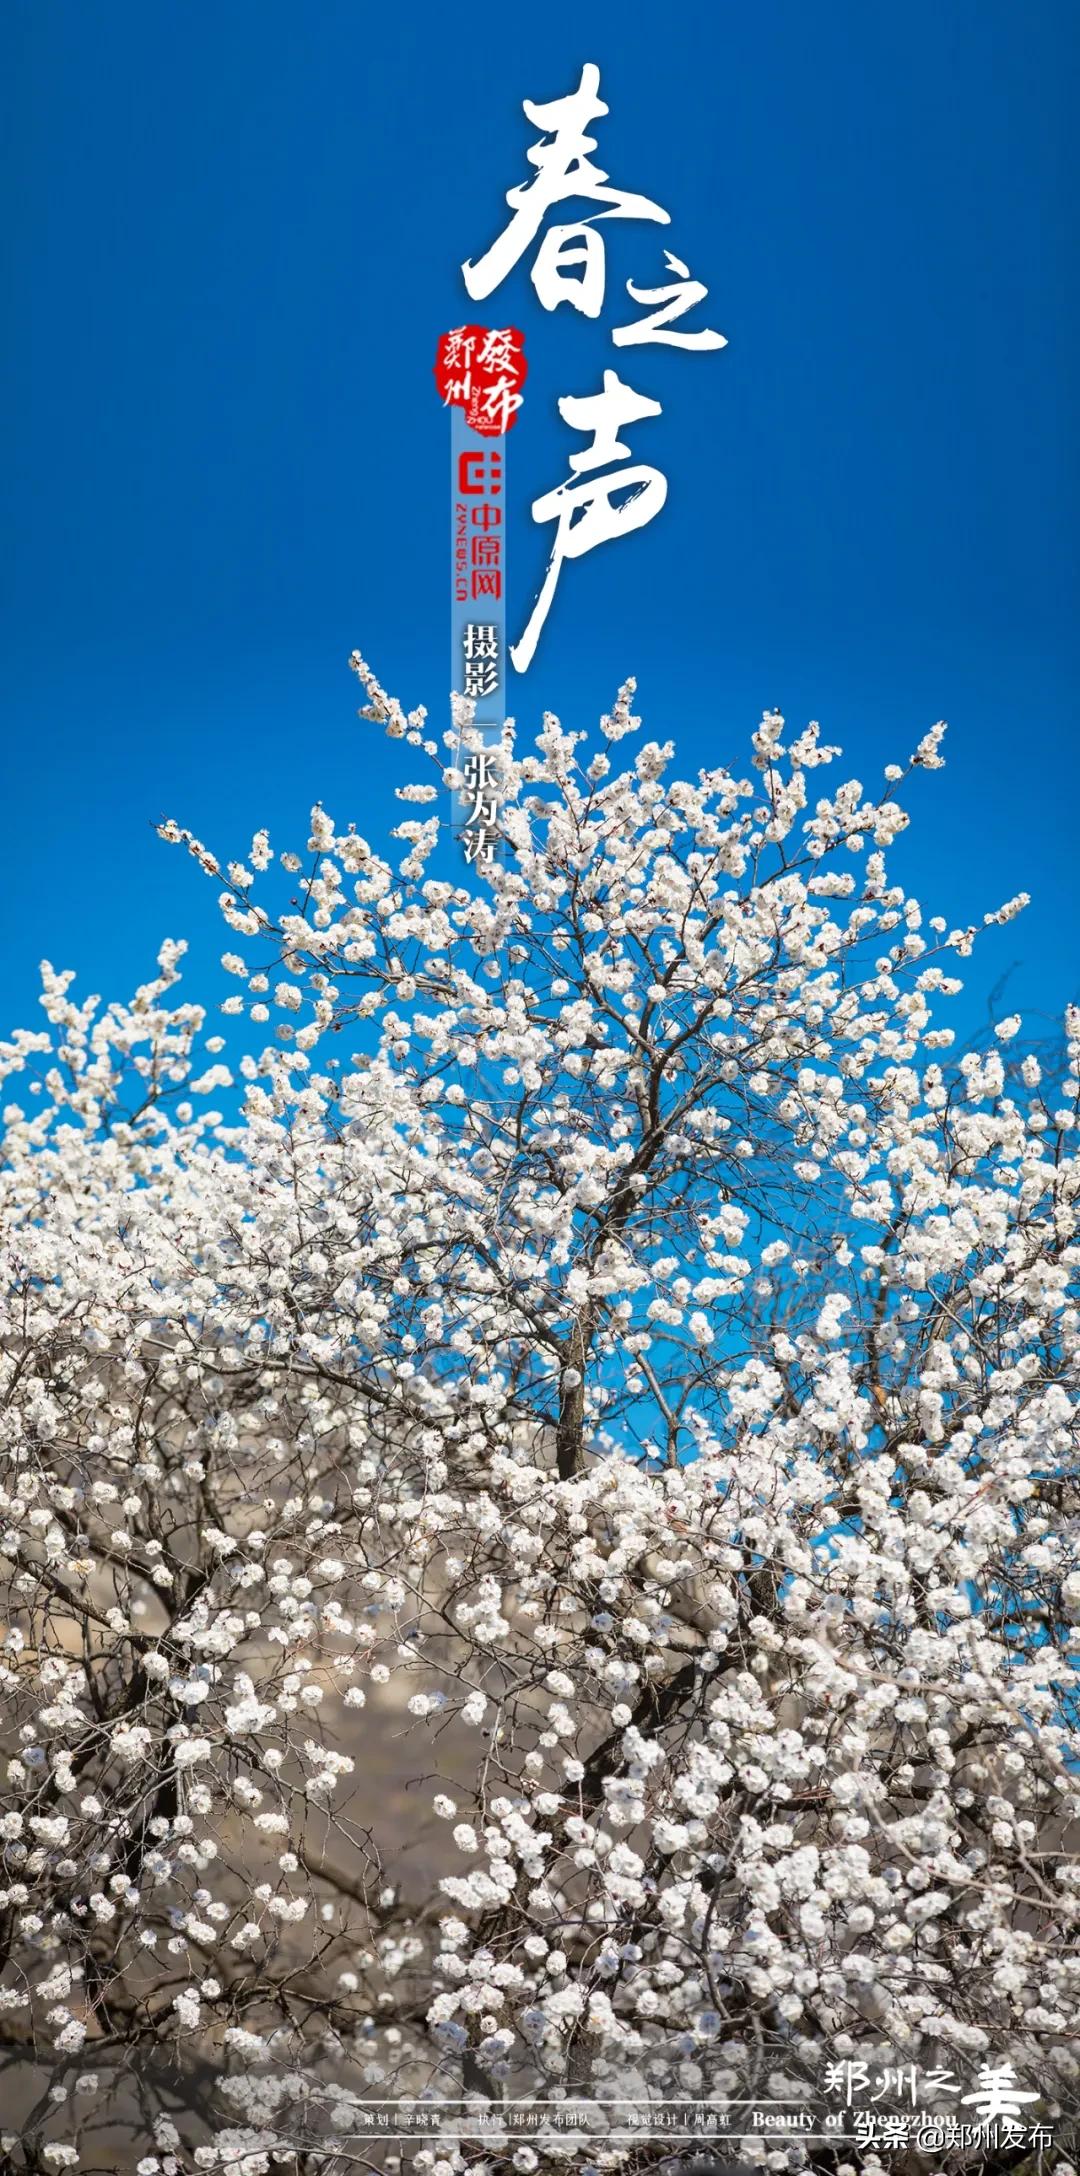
[[0, 658, 1076, 2174]]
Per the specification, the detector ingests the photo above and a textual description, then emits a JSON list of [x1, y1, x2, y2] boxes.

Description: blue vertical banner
[[435, 325, 527, 868], [450, 406, 506, 867]]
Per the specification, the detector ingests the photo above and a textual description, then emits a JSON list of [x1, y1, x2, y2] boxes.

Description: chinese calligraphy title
[[461, 62, 726, 672]]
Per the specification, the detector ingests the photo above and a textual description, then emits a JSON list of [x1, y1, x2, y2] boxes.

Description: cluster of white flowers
[[0, 660, 1076, 2170]]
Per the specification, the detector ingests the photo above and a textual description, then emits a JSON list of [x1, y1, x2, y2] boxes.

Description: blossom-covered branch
[[0, 663, 1076, 2174]]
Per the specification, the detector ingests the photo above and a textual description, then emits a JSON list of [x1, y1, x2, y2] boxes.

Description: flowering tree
[[0, 654, 1077, 2176]]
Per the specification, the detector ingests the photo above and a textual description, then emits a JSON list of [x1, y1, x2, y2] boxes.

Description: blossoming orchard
[[0, 653, 1078, 2176]]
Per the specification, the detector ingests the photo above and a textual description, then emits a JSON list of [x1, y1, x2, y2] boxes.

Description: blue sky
[[2, 0, 1077, 1045]]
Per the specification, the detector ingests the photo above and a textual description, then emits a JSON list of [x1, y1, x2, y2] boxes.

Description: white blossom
[[0, 665, 1073, 2167]]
